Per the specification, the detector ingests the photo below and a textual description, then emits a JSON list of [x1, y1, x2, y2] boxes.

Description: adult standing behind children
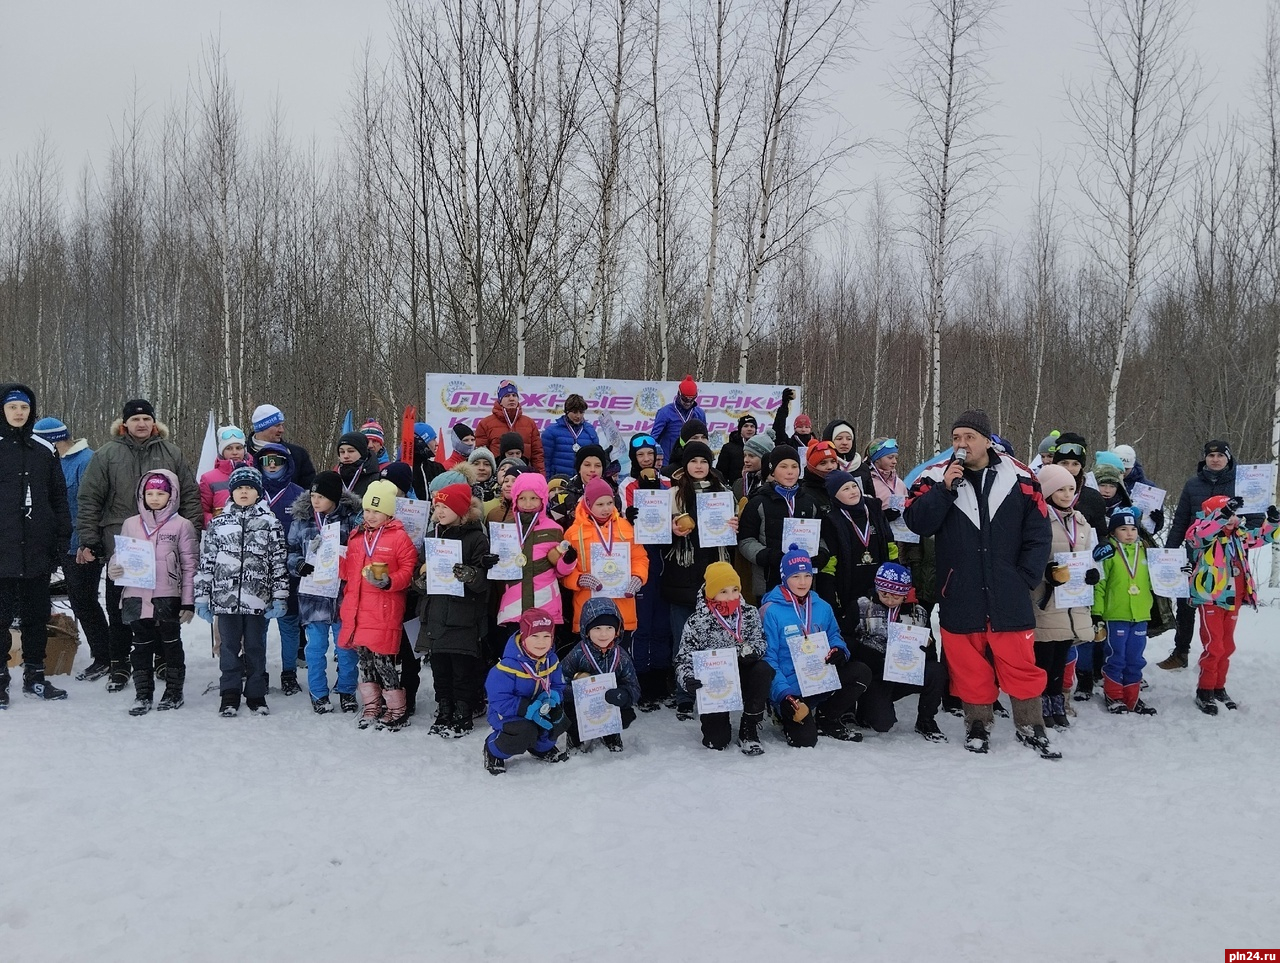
[[76, 398, 202, 693], [0, 384, 72, 705], [651, 376, 707, 464], [246, 404, 317, 488], [542, 393, 601, 479], [475, 380, 545, 473], [904, 409, 1057, 758]]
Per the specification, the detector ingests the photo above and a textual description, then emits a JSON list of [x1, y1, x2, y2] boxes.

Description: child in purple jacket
[[108, 470, 198, 715]]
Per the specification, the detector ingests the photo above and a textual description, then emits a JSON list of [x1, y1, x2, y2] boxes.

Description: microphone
[[951, 449, 968, 490]]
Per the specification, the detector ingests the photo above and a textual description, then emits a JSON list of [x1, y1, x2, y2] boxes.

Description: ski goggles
[[1054, 442, 1085, 457], [632, 435, 659, 451]]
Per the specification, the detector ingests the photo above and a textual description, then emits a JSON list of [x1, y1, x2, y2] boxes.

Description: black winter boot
[[157, 663, 185, 711], [738, 711, 765, 755], [430, 702, 455, 736], [279, 670, 302, 696], [450, 702, 474, 738], [23, 664, 68, 701], [106, 662, 130, 693], [129, 668, 154, 715]]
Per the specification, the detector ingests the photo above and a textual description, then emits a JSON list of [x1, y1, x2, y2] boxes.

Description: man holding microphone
[[904, 410, 1057, 757]]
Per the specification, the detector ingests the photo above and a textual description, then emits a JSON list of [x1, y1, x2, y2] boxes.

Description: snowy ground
[[5, 598, 1280, 963]]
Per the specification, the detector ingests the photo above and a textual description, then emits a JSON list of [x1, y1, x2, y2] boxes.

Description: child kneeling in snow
[[761, 546, 868, 746], [560, 596, 641, 753], [673, 562, 775, 755], [1184, 494, 1280, 714], [1092, 506, 1157, 715], [853, 563, 948, 741], [484, 608, 570, 774], [338, 480, 420, 731]]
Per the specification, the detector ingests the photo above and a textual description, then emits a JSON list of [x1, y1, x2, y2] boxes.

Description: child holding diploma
[[494, 473, 577, 628], [1183, 494, 1280, 714], [853, 563, 949, 741], [561, 477, 648, 638], [337, 480, 420, 731], [673, 562, 774, 755], [287, 471, 363, 714], [1090, 506, 1157, 715], [483, 607, 570, 774], [761, 546, 866, 747], [416, 483, 495, 738], [108, 470, 198, 715], [560, 597, 641, 752]]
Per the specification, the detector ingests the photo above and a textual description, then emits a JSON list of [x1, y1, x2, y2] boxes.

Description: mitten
[[179, 607, 194, 625], [479, 553, 500, 570], [683, 677, 703, 693], [624, 575, 643, 597], [1092, 618, 1108, 643], [264, 600, 287, 620], [1226, 496, 1245, 514], [604, 687, 633, 708], [1268, 505, 1280, 524], [825, 646, 848, 667], [625, 506, 639, 523], [297, 562, 315, 577], [1092, 543, 1115, 563], [883, 508, 901, 522], [781, 695, 809, 723], [364, 568, 391, 589], [560, 544, 578, 565], [579, 573, 603, 592], [1149, 509, 1164, 530], [546, 689, 563, 708], [524, 698, 553, 730], [107, 560, 124, 581], [196, 602, 213, 623], [452, 563, 480, 584], [1045, 562, 1071, 585], [1084, 568, 1100, 585], [782, 387, 795, 402]]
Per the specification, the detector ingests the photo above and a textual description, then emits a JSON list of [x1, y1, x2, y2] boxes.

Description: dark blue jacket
[[1123, 460, 1152, 495], [485, 634, 567, 729], [286, 489, 364, 625], [1168, 458, 1237, 550], [560, 600, 642, 705], [652, 401, 708, 462], [541, 415, 601, 479]]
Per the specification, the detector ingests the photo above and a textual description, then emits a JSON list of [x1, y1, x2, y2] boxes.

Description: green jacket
[[76, 420, 202, 555], [1092, 540, 1154, 623]]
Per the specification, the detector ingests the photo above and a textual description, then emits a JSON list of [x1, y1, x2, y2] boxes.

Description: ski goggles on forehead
[[633, 435, 658, 450], [870, 438, 898, 454], [1055, 443, 1085, 457]]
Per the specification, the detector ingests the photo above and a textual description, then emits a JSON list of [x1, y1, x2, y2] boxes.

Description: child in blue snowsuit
[[560, 596, 642, 752], [483, 607, 569, 774]]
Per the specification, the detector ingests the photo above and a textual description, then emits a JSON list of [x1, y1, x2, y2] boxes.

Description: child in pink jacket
[[494, 473, 576, 627], [108, 469, 198, 715]]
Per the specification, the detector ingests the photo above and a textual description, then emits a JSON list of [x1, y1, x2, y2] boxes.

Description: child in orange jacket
[[338, 480, 421, 730], [562, 478, 649, 637]]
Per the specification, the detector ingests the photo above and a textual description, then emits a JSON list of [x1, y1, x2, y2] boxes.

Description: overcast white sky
[[0, 0, 1272, 237]]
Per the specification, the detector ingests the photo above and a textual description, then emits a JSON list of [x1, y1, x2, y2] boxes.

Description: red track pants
[[941, 625, 1046, 704], [1197, 601, 1240, 691]]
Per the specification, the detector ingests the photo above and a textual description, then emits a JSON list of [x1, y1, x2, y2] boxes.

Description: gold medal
[[861, 552, 872, 564], [515, 553, 527, 568], [1129, 584, 1140, 596]]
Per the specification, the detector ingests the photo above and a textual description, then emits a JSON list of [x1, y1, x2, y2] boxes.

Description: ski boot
[[1131, 699, 1158, 715], [76, 659, 110, 682], [1105, 696, 1130, 714], [23, 664, 68, 701]]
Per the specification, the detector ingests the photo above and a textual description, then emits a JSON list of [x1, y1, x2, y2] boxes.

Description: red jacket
[[337, 518, 420, 655], [475, 403, 545, 473]]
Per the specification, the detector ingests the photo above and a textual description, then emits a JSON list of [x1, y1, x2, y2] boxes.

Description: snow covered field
[[5, 602, 1279, 963]]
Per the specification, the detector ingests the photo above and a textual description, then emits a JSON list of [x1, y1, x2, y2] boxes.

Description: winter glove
[[524, 696, 554, 730], [782, 387, 795, 403], [1268, 505, 1280, 524], [1149, 508, 1165, 531], [1092, 542, 1115, 563], [107, 560, 124, 581], [638, 469, 660, 489], [683, 677, 703, 693], [452, 563, 480, 584], [308, 535, 323, 555], [624, 575, 643, 598], [604, 687, 633, 708], [479, 553, 500, 570], [363, 567, 391, 589], [578, 573, 604, 592], [179, 607, 194, 625], [825, 646, 848, 667], [1084, 568, 1101, 585], [264, 600, 287, 620], [1045, 562, 1071, 586], [1180, 561, 1194, 574], [781, 695, 809, 723], [297, 562, 316, 577], [560, 545, 578, 565], [196, 602, 213, 624], [1226, 496, 1245, 515], [739, 651, 762, 668], [883, 507, 901, 522], [625, 506, 639, 523]]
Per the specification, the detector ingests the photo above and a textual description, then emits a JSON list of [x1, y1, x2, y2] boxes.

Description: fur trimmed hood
[[111, 417, 171, 439]]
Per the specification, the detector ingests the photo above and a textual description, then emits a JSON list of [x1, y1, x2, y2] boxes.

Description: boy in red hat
[[475, 380, 545, 473], [651, 376, 707, 464]]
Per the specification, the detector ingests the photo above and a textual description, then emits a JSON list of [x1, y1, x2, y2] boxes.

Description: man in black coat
[[904, 409, 1057, 756], [1157, 439, 1239, 670], [0, 383, 72, 703]]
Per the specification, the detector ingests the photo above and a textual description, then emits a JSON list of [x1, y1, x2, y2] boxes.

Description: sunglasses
[[1055, 443, 1085, 457]]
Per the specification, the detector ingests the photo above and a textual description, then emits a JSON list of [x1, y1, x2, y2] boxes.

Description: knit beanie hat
[[122, 399, 155, 421], [744, 433, 774, 460], [362, 479, 399, 515], [498, 457, 528, 477], [499, 432, 526, 456], [678, 376, 698, 399], [338, 431, 369, 457], [806, 439, 838, 469], [828, 422, 855, 444], [867, 437, 897, 464], [1093, 462, 1124, 487], [679, 419, 709, 443], [311, 471, 344, 505], [33, 417, 69, 443], [574, 443, 609, 471], [497, 379, 520, 401], [1037, 464, 1075, 500], [738, 414, 758, 430], [1052, 432, 1088, 463], [251, 404, 284, 432], [768, 446, 801, 476], [1203, 439, 1232, 460], [433, 482, 473, 519], [519, 607, 555, 642], [228, 465, 263, 497], [361, 419, 385, 445], [467, 447, 497, 473], [681, 441, 714, 466], [703, 561, 741, 599], [217, 425, 246, 456], [951, 409, 992, 439], [874, 562, 913, 595], [581, 596, 624, 635], [430, 470, 470, 495], [793, 414, 813, 432], [414, 422, 437, 443], [1109, 506, 1141, 532], [583, 477, 614, 508], [780, 544, 814, 581], [380, 461, 414, 494], [1113, 444, 1136, 470], [452, 422, 475, 441], [824, 469, 857, 500], [1038, 430, 1061, 456]]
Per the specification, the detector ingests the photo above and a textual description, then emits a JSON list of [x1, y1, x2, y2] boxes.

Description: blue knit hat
[[779, 544, 814, 581], [824, 469, 857, 499], [874, 562, 912, 596], [227, 465, 264, 498], [414, 422, 437, 443], [33, 417, 69, 443], [1109, 506, 1141, 532]]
